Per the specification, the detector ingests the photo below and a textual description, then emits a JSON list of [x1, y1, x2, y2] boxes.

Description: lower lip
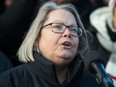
[[62, 45, 71, 49]]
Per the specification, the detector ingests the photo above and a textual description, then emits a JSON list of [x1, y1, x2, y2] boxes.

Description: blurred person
[[0, 1, 100, 87], [0, 0, 38, 66], [4, 0, 13, 7], [109, 0, 115, 7], [89, 0, 116, 86], [52, 0, 107, 29], [0, 0, 37, 73], [0, 0, 14, 73]]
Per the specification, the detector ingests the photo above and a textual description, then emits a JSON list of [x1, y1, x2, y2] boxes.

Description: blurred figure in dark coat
[[0, 0, 38, 66]]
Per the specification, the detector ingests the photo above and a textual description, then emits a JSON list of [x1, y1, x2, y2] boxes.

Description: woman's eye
[[53, 24, 63, 30], [71, 28, 77, 32]]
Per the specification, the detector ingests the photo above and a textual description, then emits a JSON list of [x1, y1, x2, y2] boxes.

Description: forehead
[[44, 9, 77, 25]]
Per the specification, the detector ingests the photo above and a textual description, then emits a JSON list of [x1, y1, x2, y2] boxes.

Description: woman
[[0, 1, 99, 87]]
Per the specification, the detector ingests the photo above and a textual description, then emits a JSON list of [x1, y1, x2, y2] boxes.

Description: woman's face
[[35, 9, 79, 65]]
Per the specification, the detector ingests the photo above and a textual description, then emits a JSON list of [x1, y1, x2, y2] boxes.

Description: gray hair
[[18, 1, 91, 62]]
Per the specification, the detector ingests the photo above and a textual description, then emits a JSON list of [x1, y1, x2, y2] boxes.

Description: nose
[[62, 28, 71, 38]]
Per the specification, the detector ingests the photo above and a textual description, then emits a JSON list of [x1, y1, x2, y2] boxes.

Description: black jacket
[[0, 51, 100, 87], [0, 51, 13, 73]]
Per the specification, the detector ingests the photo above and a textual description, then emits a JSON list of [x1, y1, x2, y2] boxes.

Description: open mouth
[[62, 41, 71, 48]]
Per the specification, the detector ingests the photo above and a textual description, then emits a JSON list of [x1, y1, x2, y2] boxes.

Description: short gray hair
[[18, 1, 91, 62]]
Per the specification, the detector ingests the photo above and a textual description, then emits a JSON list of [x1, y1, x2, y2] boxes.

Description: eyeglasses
[[42, 23, 82, 37]]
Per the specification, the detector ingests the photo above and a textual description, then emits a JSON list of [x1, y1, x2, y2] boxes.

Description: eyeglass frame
[[41, 22, 82, 37]]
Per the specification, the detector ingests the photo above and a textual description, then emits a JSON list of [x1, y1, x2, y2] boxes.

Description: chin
[[55, 58, 73, 66], [59, 54, 74, 59], [56, 51, 75, 59]]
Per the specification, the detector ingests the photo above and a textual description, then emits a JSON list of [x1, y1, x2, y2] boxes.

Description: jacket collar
[[27, 51, 84, 86]]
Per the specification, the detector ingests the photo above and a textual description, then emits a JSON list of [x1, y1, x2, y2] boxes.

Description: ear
[[34, 37, 39, 47], [34, 41, 38, 47]]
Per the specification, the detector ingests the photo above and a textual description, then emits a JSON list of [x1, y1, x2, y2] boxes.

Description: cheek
[[74, 38, 79, 47], [73, 38, 79, 52], [40, 30, 60, 49]]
